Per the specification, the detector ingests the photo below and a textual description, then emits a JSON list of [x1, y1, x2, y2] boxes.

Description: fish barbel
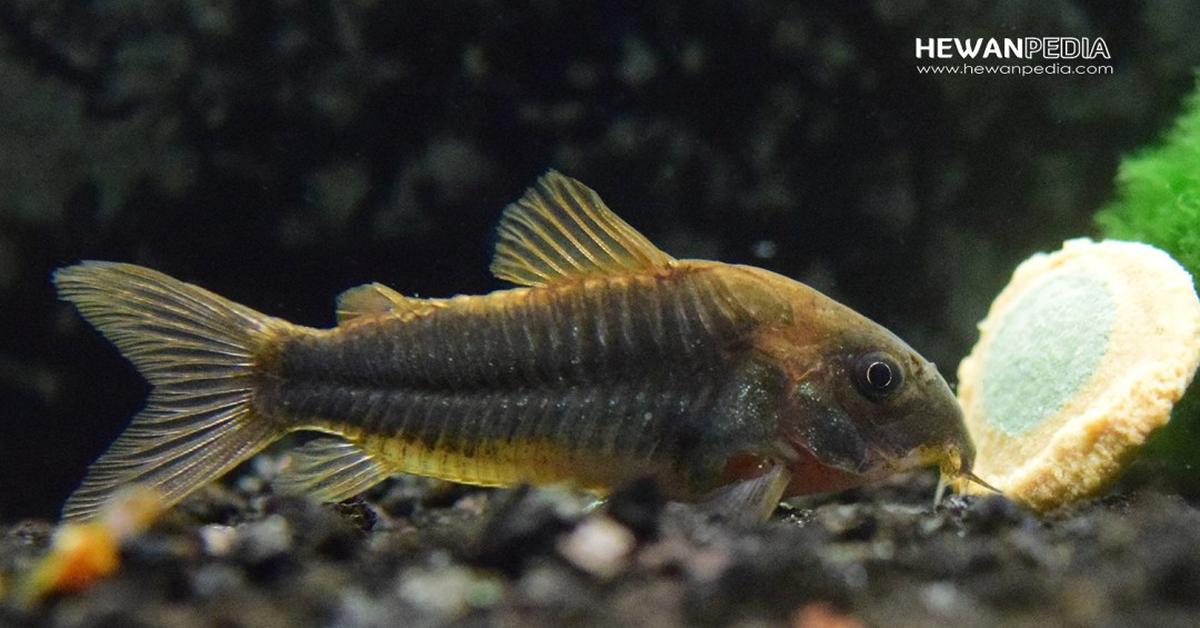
[[54, 171, 974, 522]]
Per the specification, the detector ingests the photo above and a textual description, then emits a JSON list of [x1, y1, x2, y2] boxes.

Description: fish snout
[[872, 369, 975, 477], [925, 386, 975, 478]]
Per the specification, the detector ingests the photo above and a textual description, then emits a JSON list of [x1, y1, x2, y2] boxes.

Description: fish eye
[[853, 352, 903, 400]]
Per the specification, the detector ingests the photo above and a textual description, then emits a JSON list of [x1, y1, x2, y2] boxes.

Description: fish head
[[767, 295, 974, 494]]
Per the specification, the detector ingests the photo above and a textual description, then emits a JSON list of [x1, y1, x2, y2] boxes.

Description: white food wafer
[[957, 239, 1200, 511]]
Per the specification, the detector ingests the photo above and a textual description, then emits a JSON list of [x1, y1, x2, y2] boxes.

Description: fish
[[53, 171, 977, 523]]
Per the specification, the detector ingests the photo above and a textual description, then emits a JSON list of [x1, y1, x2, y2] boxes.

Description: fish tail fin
[[54, 261, 294, 522]]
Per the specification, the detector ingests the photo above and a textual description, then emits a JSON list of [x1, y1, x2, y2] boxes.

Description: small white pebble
[[921, 581, 962, 615], [398, 566, 476, 618], [199, 524, 237, 557], [238, 515, 292, 560], [557, 516, 635, 579]]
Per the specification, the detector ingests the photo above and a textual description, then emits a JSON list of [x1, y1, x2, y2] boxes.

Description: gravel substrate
[[3, 461, 1198, 627]]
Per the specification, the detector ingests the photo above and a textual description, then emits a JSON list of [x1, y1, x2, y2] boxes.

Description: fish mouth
[[854, 445, 934, 480], [776, 427, 931, 478], [861, 439, 1000, 493], [930, 443, 1002, 504]]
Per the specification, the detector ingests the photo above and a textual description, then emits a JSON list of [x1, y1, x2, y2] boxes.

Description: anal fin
[[275, 438, 390, 503]]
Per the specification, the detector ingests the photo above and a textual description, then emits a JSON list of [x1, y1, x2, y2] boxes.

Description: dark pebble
[[605, 477, 665, 542], [330, 498, 377, 533], [966, 570, 1054, 609], [264, 495, 364, 561], [685, 535, 847, 626], [964, 494, 1031, 533], [470, 485, 581, 576], [177, 484, 250, 525], [371, 478, 426, 519], [817, 505, 879, 541], [421, 482, 474, 509]]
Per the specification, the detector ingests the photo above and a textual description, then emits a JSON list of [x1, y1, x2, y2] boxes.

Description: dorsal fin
[[490, 171, 675, 287], [336, 282, 426, 324]]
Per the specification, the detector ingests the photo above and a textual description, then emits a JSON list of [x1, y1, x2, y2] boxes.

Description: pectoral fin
[[274, 438, 390, 503], [697, 463, 791, 523]]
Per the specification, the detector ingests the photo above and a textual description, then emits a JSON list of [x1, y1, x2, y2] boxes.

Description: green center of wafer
[[982, 272, 1114, 435]]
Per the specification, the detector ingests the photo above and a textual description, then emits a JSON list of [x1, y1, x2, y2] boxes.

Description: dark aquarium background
[[2, 1, 1199, 521]]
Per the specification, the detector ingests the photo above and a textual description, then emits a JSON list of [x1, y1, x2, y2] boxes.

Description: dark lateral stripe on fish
[[268, 270, 751, 392], [255, 368, 726, 462], [254, 372, 734, 491]]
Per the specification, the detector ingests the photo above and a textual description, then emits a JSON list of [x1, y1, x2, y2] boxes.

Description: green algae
[[1097, 84, 1200, 286], [1096, 80, 1200, 487]]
